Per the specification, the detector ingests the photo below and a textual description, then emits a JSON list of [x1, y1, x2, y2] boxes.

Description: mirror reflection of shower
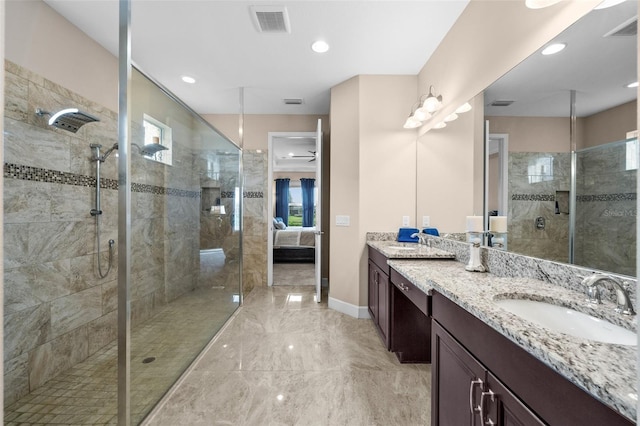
[[90, 143, 116, 278]]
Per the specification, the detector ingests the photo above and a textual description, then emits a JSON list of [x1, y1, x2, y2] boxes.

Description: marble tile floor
[[4, 284, 240, 425], [144, 285, 431, 426], [273, 263, 316, 286]]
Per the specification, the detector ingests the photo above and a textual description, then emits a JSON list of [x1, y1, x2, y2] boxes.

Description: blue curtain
[[301, 178, 315, 227], [275, 178, 290, 225]]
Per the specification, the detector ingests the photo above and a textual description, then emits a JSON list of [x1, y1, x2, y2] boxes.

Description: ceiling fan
[[289, 151, 316, 162]]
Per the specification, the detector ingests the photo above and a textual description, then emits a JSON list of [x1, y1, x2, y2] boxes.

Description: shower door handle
[[91, 209, 103, 216]]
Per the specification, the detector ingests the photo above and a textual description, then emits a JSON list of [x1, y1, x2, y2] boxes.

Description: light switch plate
[[422, 216, 430, 227], [336, 215, 350, 227], [402, 216, 410, 227]]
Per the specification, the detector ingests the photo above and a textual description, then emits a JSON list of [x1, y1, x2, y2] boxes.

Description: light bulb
[[403, 116, 422, 129], [433, 122, 447, 129], [455, 102, 472, 113], [444, 113, 459, 122]]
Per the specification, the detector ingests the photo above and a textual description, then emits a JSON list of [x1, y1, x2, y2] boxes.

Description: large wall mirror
[[484, 0, 637, 276]]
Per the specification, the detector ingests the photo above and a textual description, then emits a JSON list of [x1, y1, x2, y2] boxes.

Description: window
[[143, 114, 173, 165], [528, 156, 554, 184], [626, 139, 638, 171], [288, 186, 317, 226]]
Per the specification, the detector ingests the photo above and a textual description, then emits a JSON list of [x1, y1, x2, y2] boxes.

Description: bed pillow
[[275, 217, 284, 223], [275, 221, 287, 230]]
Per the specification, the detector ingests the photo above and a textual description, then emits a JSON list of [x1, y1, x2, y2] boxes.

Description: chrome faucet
[[582, 273, 636, 315], [410, 232, 431, 247]]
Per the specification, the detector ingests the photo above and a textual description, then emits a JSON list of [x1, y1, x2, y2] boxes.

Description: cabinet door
[[484, 372, 545, 426], [377, 267, 390, 347], [432, 321, 486, 426], [368, 261, 378, 322]]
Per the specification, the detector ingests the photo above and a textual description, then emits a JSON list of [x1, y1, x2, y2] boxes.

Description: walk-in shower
[[7, 58, 242, 424], [90, 142, 117, 278]]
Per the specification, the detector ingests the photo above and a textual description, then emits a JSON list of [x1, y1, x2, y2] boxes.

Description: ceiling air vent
[[491, 100, 515, 107], [604, 16, 637, 37], [251, 6, 291, 33], [283, 98, 303, 105]]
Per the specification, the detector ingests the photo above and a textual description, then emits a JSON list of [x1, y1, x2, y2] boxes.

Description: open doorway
[[267, 123, 323, 301]]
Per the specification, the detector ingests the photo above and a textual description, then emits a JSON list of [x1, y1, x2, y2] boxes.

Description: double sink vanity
[[367, 235, 637, 425]]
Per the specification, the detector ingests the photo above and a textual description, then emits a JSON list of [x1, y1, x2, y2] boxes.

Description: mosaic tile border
[[221, 190, 264, 199], [511, 194, 555, 201], [4, 163, 200, 198], [577, 193, 637, 202]]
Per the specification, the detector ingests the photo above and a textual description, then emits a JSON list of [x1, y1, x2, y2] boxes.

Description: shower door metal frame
[[118, 0, 132, 424]]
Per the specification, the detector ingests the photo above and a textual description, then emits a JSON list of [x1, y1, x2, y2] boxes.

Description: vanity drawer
[[368, 246, 390, 272], [390, 267, 429, 316]]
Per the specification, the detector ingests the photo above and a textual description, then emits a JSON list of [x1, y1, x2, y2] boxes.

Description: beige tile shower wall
[[508, 152, 571, 263], [3, 60, 120, 405], [3, 62, 206, 405], [575, 144, 636, 276]]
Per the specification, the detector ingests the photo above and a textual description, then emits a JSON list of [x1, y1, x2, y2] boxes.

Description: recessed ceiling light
[[288, 152, 294, 157], [311, 40, 329, 53], [541, 43, 566, 55], [181, 75, 196, 84], [627, 81, 639, 88]]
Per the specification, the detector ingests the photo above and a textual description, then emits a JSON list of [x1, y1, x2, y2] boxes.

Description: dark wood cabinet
[[368, 255, 390, 348], [367, 246, 431, 362], [432, 291, 633, 426], [390, 268, 431, 363], [432, 320, 543, 426]]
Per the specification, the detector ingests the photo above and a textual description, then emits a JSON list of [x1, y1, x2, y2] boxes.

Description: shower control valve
[[90, 209, 103, 216]]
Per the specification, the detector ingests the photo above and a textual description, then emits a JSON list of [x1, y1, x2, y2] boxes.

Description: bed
[[273, 226, 316, 263]]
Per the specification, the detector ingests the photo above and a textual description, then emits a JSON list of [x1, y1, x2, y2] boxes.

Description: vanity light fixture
[[626, 81, 638, 88], [403, 115, 422, 129], [311, 40, 330, 53], [455, 102, 472, 113], [594, 0, 627, 10], [525, 0, 561, 9], [403, 101, 425, 129], [444, 113, 458, 122], [422, 85, 443, 113], [542, 43, 566, 55], [181, 75, 196, 84], [433, 121, 447, 129]]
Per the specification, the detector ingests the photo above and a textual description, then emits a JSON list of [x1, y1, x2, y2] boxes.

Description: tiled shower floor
[[4, 284, 240, 425]]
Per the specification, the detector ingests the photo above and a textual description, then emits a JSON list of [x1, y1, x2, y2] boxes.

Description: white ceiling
[[484, 0, 637, 117], [43, 0, 469, 115], [272, 135, 317, 172]]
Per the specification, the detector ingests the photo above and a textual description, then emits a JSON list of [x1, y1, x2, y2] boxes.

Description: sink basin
[[387, 245, 418, 251], [494, 298, 637, 346]]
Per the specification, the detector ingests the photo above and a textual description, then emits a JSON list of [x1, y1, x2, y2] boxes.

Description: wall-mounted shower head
[[36, 107, 100, 133]]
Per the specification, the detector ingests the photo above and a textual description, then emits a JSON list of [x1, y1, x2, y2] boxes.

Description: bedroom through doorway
[[267, 122, 323, 299]]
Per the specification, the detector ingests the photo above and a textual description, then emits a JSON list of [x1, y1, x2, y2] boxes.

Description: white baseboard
[[328, 296, 370, 319]]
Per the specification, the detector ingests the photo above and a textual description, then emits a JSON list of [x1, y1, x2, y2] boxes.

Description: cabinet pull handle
[[469, 379, 483, 414], [397, 282, 410, 291], [480, 389, 496, 425]]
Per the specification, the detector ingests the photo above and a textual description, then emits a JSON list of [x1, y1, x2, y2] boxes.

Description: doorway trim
[[488, 133, 509, 216], [267, 131, 318, 287]]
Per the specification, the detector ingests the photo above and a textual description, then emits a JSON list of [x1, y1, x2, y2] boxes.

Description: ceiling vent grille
[[491, 100, 515, 107], [604, 16, 637, 37], [284, 98, 303, 105], [251, 6, 291, 33]]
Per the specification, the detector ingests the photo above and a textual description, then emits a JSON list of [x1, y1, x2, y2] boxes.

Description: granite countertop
[[367, 240, 456, 259], [388, 259, 638, 422]]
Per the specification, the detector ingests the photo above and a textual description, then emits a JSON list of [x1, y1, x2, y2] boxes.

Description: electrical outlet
[[422, 216, 430, 227], [402, 216, 410, 227]]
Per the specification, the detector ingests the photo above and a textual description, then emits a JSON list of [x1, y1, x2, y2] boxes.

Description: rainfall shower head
[[36, 108, 100, 133]]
